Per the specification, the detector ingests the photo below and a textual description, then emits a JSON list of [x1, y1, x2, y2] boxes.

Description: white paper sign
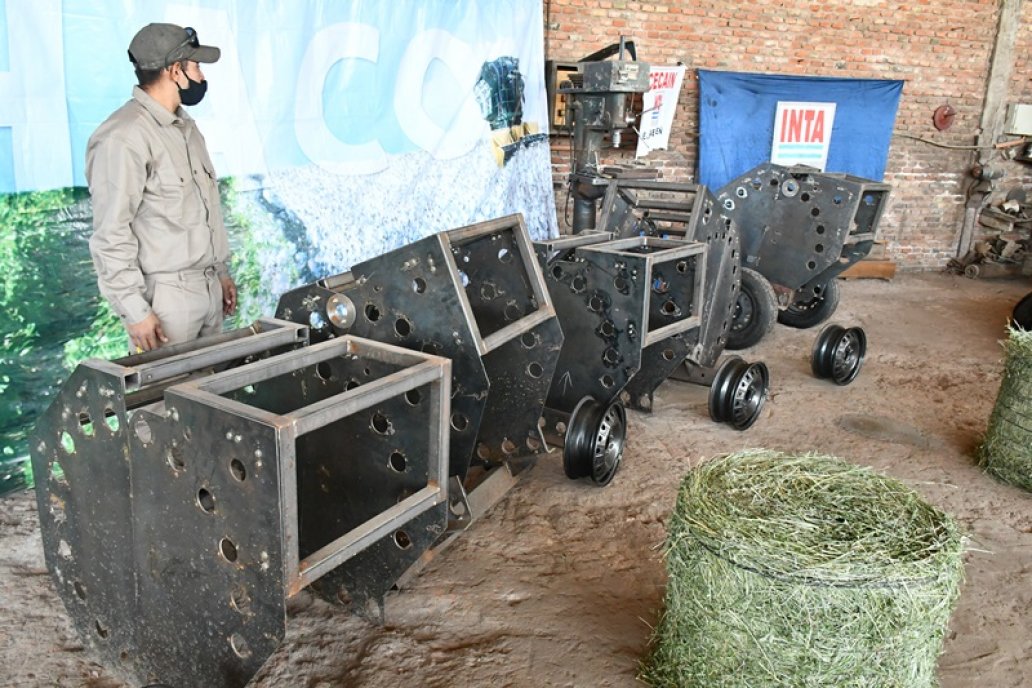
[[771, 101, 837, 170], [636, 65, 687, 158]]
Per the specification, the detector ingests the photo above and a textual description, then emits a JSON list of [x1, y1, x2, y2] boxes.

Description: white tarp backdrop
[[0, 0, 558, 268]]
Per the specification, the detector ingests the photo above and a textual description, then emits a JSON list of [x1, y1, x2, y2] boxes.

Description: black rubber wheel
[[563, 397, 626, 486], [1013, 291, 1032, 330], [708, 357, 769, 430], [778, 279, 841, 329], [726, 268, 777, 350], [811, 324, 867, 385]]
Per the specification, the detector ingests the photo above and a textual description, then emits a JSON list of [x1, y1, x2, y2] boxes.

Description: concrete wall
[[545, 0, 1032, 269]]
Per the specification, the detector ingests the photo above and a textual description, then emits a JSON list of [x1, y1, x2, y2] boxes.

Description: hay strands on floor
[[641, 450, 966, 688]]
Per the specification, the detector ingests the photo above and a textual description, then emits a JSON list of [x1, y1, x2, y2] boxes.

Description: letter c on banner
[[294, 23, 388, 176], [394, 29, 485, 160]]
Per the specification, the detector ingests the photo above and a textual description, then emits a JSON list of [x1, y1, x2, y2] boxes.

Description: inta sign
[[771, 101, 836, 170]]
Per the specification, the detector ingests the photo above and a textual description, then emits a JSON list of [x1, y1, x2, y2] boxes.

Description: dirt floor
[[1, 271, 1030, 688]]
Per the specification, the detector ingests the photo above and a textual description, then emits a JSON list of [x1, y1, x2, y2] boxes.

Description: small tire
[[726, 268, 777, 350], [1013, 291, 1032, 330], [778, 279, 841, 329]]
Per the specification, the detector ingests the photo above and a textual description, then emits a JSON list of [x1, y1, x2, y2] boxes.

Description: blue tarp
[[697, 70, 903, 190]]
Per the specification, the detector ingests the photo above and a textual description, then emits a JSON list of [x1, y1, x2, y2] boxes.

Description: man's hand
[[127, 312, 168, 352], [220, 275, 237, 316]]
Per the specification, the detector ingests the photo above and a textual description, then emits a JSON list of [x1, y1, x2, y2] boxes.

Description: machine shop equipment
[[559, 37, 651, 233], [596, 178, 771, 430], [715, 163, 891, 349], [30, 320, 452, 688]]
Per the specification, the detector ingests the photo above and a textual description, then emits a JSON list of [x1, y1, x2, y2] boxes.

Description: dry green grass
[[641, 450, 965, 688], [979, 327, 1032, 492]]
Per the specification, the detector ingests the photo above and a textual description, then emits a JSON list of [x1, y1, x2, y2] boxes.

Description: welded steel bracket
[[715, 163, 891, 299], [598, 180, 740, 370], [30, 323, 451, 688], [536, 233, 707, 415], [277, 214, 562, 475]]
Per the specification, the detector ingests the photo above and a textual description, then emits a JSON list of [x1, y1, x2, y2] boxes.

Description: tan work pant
[[143, 268, 224, 346]]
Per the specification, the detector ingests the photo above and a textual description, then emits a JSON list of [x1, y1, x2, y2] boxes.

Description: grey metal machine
[[559, 38, 650, 233]]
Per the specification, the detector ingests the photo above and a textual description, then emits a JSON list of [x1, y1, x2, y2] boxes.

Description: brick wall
[[544, 0, 1032, 269]]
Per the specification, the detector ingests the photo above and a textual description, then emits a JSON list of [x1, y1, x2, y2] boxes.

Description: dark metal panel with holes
[[715, 163, 890, 295], [30, 326, 452, 687]]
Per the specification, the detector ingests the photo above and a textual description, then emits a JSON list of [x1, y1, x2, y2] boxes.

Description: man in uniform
[[87, 23, 236, 352]]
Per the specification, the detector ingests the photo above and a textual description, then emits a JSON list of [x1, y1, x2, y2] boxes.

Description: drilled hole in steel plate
[[197, 488, 216, 514], [95, 620, 109, 639], [676, 261, 689, 274], [521, 332, 537, 349], [863, 194, 875, 206], [735, 186, 747, 198], [770, 178, 779, 186], [752, 178, 763, 190], [833, 195, 843, 205], [104, 408, 119, 432], [501, 439, 517, 455], [74, 581, 87, 601], [504, 303, 522, 321], [555, 421, 567, 434], [421, 341, 440, 356], [119, 650, 128, 661], [801, 192, 810, 202], [476, 443, 491, 459], [167, 445, 185, 473], [50, 459, 67, 485], [230, 633, 252, 659], [230, 458, 246, 482], [603, 348, 620, 365], [315, 361, 333, 381], [661, 300, 677, 315], [614, 276, 629, 291], [393, 530, 412, 550], [449, 499, 468, 517], [364, 304, 381, 322], [571, 275, 587, 293], [457, 270, 470, 288], [662, 349, 676, 361], [552, 265, 564, 280], [815, 243, 825, 253], [242, 384, 256, 395], [600, 375, 615, 388], [363, 367, 372, 376], [389, 451, 407, 473], [60, 431, 75, 454], [723, 198, 735, 211], [372, 413, 392, 434], [811, 207, 821, 217], [526, 436, 541, 451], [412, 277, 427, 294], [807, 260, 817, 270], [133, 417, 152, 445], [480, 283, 497, 300], [451, 413, 469, 432], [600, 320, 616, 337], [588, 295, 606, 312], [230, 586, 252, 615], [220, 538, 239, 563], [816, 224, 826, 235], [498, 247, 513, 263], [78, 412, 94, 436], [405, 389, 421, 406], [395, 317, 412, 337], [526, 362, 543, 379], [344, 378, 361, 391]]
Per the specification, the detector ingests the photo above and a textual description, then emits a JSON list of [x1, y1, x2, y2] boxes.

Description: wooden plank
[[840, 259, 897, 280]]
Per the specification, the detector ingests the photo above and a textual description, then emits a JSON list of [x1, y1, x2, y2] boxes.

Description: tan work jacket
[[86, 86, 230, 325]]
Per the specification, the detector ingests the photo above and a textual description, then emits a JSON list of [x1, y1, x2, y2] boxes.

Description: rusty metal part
[[30, 321, 452, 688], [933, 104, 956, 131]]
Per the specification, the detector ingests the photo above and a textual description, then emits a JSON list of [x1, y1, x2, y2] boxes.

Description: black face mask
[[177, 74, 208, 106]]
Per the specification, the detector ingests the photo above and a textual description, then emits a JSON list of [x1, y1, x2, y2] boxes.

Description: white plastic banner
[[635, 65, 686, 158]]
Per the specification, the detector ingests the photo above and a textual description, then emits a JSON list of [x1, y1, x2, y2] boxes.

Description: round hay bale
[[979, 326, 1032, 491], [641, 450, 965, 688]]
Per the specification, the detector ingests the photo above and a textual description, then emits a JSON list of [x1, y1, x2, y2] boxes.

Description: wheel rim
[[708, 357, 768, 430], [731, 292, 755, 332], [812, 324, 867, 385], [563, 397, 626, 486]]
